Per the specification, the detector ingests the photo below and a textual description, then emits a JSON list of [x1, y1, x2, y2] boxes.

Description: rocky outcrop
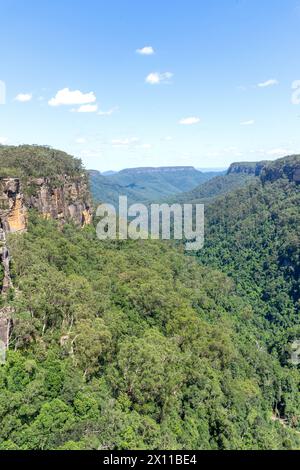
[[0, 229, 13, 361], [228, 156, 300, 184], [0, 173, 93, 357], [24, 175, 93, 228], [0, 230, 12, 293], [260, 156, 300, 184], [227, 161, 269, 177], [0, 178, 27, 233], [0, 174, 92, 234]]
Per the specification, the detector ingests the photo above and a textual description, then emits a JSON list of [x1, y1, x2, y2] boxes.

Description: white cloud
[[75, 137, 87, 144], [266, 148, 290, 157], [206, 147, 243, 159], [112, 137, 139, 147], [98, 106, 118, 116], [179, 117, 201, 125], [291, 80, 300, 105], [240, 119, 255, 126], [145, 72, 173, 85], [0, 136, 8, 145], [257, 79, 279, 88], [78, 148, 101, 158], [15, 93, 32, 102], [48, 88, 96, 106], [72, 104, 98, 113], [136, 46, 155, 55]]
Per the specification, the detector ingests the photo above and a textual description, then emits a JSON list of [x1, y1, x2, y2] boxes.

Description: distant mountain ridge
[[89, 166, 222, 205], [119, 166, 197, 174]]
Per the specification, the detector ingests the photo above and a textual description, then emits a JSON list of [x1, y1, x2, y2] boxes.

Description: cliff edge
[[0, 145, 93, 233]]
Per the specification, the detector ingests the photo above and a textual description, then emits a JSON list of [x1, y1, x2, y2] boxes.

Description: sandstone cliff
[[260, 155, 300, 184], [0, 174, 93, 355], [0, 145, 94, 356], [0, 178, 27, 233], [227, 161, 269, 177], [24, 175, 93, 228], [228, 155, 300, 184], [0, 174, 92, 235]]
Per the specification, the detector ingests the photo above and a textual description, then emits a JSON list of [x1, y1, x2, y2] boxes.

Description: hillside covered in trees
[[89, 167, 222, 206], [0, 145, 83, 179], [0, 214, 299, 450], [169, 173, 254, 205], [193, 155, 300, 430], [196, 155, 300, 348], [0, 148, 299, 450]]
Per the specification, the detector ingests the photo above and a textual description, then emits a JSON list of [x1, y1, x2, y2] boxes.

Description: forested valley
[[0, 147, 299, 450]]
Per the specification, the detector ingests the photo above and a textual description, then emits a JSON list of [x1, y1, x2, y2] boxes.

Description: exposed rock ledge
[[0, 178, 27, 233], [0, 174, 93, 234], [0, 174, 93, 356]]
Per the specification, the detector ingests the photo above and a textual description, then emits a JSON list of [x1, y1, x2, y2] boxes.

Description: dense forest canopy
[[169, 173, 254, 205], [0, 215, 299, 450], [196, 156, 300, 349], [0, 148, 300, 450], [89, 167, 222, 206], [0, 145, 83, 178]]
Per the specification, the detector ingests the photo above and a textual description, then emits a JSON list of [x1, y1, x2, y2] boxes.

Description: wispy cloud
[[179, 117, 200, 125], [136, 46, 155, 55], [0, 136, 8, 145], [257, 79, 279, 88], [266, 148, 291, 156], [78, 148, 101, 158], [240, 119, 255, 126], [98, 106, 119, 116], [145, 72, 173, 85], [72, 104, 98, 113], [15, 93, 32, 102], [48, 88, 96, 106], [112, 137, 140, 147], [291, 80, 300, 105]]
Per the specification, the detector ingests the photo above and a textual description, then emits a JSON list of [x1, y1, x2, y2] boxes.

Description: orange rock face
[[82, 209, 93, 226], [26, 176, 93, 229], [0, 175, 93, 234], [0, 179, 27, 234], [6, 196, 27, 233]]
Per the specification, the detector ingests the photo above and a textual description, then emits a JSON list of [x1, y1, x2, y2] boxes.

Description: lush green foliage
[[0, 214, 298, 449], [90, 168, 222, 205], [260, 155, 300, 183], [0, 145, 83, 178], [189, 156, 300, 435], [169, 173, 254, 205], [1, 150, 299, 450], [196, 174, 300, 348]]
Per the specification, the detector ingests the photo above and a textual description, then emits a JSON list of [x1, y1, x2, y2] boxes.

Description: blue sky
[[1, 0, 300, 171]]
